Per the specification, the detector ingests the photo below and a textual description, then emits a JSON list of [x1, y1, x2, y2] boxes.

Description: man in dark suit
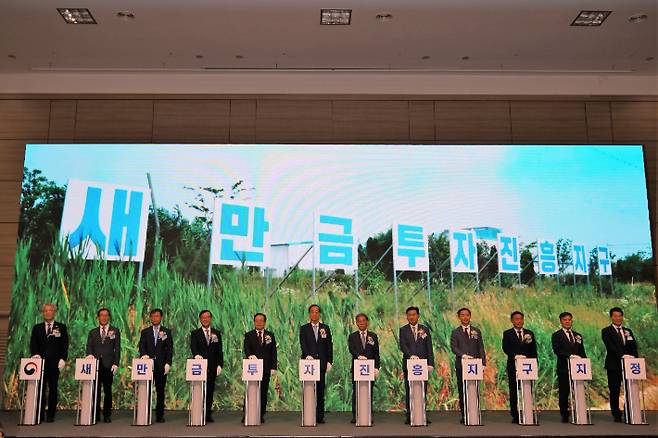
[[85, 308, 121, 423], [243, 312, 278, 423], [299, 304, 333, 424], [450, 307, 486, 424], [29, 303, 69, 423], [348, 313, 380, 424], [501, 310, 537, 424], [399, 306, 434, 425], [190, 309, 223, 422], [139, 308, 173, 423], [551, 311, 587, 423], [601, 307, 639, 422]]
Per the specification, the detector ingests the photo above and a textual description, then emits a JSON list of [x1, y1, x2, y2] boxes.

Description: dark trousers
[[260, 371, 270, 418], [507, 366, 518, 421], [40, 367, 59, 420], [557, 371, 570, 419], [96, 365, 113, 419], [607, 368, 623, 419], [316, 370, 326, 421], [206, 369, 217, 418], [456, 366, 465, 419], [154, 370, 167, 419], [351, 378, 374, 419]]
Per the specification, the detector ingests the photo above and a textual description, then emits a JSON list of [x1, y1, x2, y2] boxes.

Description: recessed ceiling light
[[628, 13, 648, 24], [321, 9, 352, 25], [116, 11, 136, 21], [646, 56, 655, 61], [571, 10, 611, 26], [195, 54, 204, 59], [421, 55, 431, 60], [461, 56, 470, 60], [375, 12, 393, 22], [57, 8, 96, 24], [235, 55, 244, 59], [8, 54, 16, 59]]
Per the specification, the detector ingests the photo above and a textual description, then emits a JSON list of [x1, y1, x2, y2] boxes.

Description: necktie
[[567, 330, 575, 343], [516, 330, 522, 341], [259, 331, 264, 345], [361, 332, 367, 349], [617, 327, 625, 345], [154, 326, 159, 345], [313, 325, 318, 341], [101, 326, 106, 343], [205, 329, 210, 345], [47, 323, 52, 336], [412, 326, 417, 341], [464, 327, 469, 338]]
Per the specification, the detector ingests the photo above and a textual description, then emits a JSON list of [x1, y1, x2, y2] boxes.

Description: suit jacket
[[601, 325, 638, 371], [450, 325, 486, 367], [190, 327, 224, 369], [501, 327, 538, 370], [348, 330, 381, 369], [86, 326, 121, 369], [551, 328, 587, 374], [399, 324, 435, 367], [299, 322, 333, 366], [30, 321, 69, 369], [139, 325, 174, 371], [243, 329, 277, 371]]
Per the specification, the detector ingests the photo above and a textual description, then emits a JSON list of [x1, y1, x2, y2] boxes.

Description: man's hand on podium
[[410, 355, 419, 359], [164, 364, 171, 375], [86, 354, 95, 360], [374, 368, 380, 378], [194, 355, 203, 360], [141, 355, 149, 359], [216, 366, 222, 375], [31, 354, 41, 359], [111, 365, 118, 375], [569, 354, 581, 359], [428, 365, 434, 373], [326, 363, 333, 372], [462, 354, 473, 359], [271, 369, 277, 375], [514, 355, 526, 359], [357, 355, 367, 360], [58, 359, 65, 371], [305, 355, 313, 360], [248, 355, 257, 359], [622, 354, 634, 359]]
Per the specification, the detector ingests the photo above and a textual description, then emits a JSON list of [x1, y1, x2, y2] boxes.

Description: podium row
[[18, 356, 649, 427]]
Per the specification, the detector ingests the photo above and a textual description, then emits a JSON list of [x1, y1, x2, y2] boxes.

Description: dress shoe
[[404, 418, 410, 424], [103, 417, 111, 423], [156, 417, 165, 423], [45, 417, 55, 423], [561, 416, 569, 423], [317, 418, 325, 424], [260, 417, 265, 423], [206, 416, 214, 423], [350, 418, 356, 424], [613, 416, 622, 423]]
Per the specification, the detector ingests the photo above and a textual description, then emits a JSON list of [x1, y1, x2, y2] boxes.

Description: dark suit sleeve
[[114, 328, 121, 366], [529, 331, 538, 359], [348, 333, 358, 359], [61, 324, 69, 361], [300, 326, 309, 359], [190, 331, 198, 357], [29, 325, 39, 356], [479, 335, 486, 366], [139, 329, 147, 357], [165, 329, 174, 365], [552, 332, 570, 358], [425, 329, 435, 367], [629, 329, 639, 357], [86, 330, 94, 357], [578, 335, 586, 358], [374, 334, 381, 369], [399, 327, 412, 357], [602, 327, 624, 359], [217, 331, 224, 368], [502, 331, 512, 357], [271, 333, 278, 370], [243, 332, 252, 358], [451, 329, 467, 358], [327, 326, 333, 364]]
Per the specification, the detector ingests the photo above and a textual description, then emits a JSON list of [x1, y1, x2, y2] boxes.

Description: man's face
[[458, 310, 471, 325], [610, 311, 624, 326], [511, 314, 524, 329], [254, 314, 266, 330], [356, 315, 368, 331], [560, 315, 573, 330], [199, 311, 212, 328], [406, 310, 419, 325], [150, 312, 162, 326], [42, 305, 55, 322], [98, 310, 110, 326], [309, 306, 321, 323]]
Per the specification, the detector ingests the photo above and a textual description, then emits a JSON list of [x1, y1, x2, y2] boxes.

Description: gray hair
[[42, 303, 57, 311]]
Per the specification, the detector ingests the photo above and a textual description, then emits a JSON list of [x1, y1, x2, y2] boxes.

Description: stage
[[0, 410, 655, 438]]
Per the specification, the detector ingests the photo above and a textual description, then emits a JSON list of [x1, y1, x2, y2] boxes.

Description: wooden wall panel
[[0, 181, 20, 223], [0, 223, 18, 267], [75, 100, 154, 141], [435, 101, 511, 143], [229, 100, 256, 143], [153, 100, 230, 142], [611, 102, 658, 143], [256, 100, 332, 143], [0, 141, 26, 181], [586, 102, 613, 144], [48, 100, 77, 141], [511, 101, 587, 144], [409, 101, 435, 143], [332, 101, 409, 143], [0, 266, 13, 313], [0, 100, 49, 140]]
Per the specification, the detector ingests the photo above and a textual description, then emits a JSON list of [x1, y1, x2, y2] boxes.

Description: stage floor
[[0, 410, 655, 438]]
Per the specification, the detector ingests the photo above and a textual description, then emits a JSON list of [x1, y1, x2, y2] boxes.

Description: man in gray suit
[[399, 306, 434, 424], [86, 308, 121, 423], [450, 307, 486, 424]]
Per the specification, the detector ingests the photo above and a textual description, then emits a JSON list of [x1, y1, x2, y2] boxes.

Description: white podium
[[74, 358, 99, 426], [18, 358, 44, 425], [622, 357, 648, 425], [186, 358, 207, 426], [568, 357, 592, 425], [131, 358, 153, 426], [461, 358, 483, 426], [299, 359, 320, 426], [242, 358, 263, 426], [515, 357, 538, 425], [353, 359, 375, 426], [406, 358, 428, 426]]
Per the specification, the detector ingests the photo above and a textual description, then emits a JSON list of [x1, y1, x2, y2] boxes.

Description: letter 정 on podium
[[186, 358, 208, 426], [242, 358, 264, 426], [131, 358, 154, 426], [353, 359, 375, 426], [515, 357, 538, 425], [568, 357, 592, 425], [74, 358, 99, 426], [622, 357, 648, 425], [406, 358, 428, 426], [461, 358, 483, 426], [18, 358, 44, 425], [299, 359, 320, 426]]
